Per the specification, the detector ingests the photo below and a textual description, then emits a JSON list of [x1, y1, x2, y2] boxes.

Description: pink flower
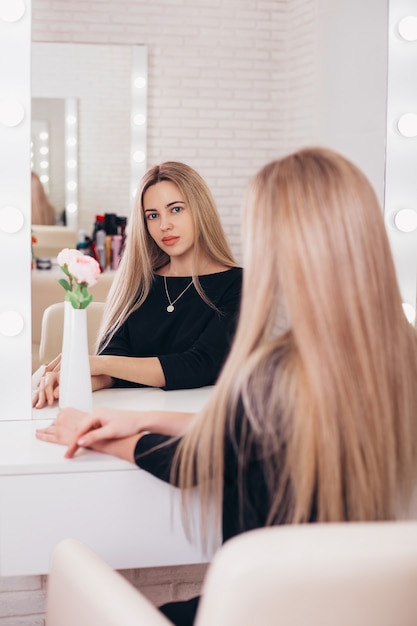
[[57, 248, 83, 267], [67, 255, 101, 287]]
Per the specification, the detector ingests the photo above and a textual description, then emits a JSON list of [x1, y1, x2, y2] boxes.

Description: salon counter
[[0, 386, 215, 576]]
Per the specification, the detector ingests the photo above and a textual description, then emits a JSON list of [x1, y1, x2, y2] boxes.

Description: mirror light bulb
[[0, 206, 24, 233], [0, 311, 24, 337], [0, 0, 26, 22], [398, 16, 417, 41], [133, 113, 146, 126], [0, 99, 25, 127], [133, 150, 145, 163], [394, 208, 417, 233], [397, 113, 417, 137], [134, 77, 146, 89]]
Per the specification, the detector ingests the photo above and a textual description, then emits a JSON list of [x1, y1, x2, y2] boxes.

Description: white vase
[[59, 300, 93, 412]]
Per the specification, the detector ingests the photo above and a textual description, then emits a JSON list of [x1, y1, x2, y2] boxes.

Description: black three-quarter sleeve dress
[[133, 406, 275, 626], [100, 267, 243, 390]]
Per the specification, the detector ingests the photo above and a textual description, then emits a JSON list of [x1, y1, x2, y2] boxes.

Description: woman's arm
[[35, 406, 194, 459], [89, 354, 166, 388]]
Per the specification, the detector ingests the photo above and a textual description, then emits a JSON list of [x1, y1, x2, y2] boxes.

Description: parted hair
[[97, 161, 237, 352], [174, 147, 417, 543]]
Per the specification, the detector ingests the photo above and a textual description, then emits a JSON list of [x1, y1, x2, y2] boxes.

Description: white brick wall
[[31, 0, 316, 262]]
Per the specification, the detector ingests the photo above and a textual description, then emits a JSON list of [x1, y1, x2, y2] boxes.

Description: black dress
[[134, 409, 276, 626], [100, 268, 243, 390]]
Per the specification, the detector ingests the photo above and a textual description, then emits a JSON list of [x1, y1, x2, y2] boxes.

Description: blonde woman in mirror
[[33, 162, 242, 408], [37, 147, 417, 625], [31, 171, 57, 225]]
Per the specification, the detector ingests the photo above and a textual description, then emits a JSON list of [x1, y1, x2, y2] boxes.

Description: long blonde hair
[[97, 161, 236, 351], [175, 147, 417, 542]]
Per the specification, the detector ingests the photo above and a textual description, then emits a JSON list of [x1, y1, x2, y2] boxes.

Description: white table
[[0, 386, 215, 576]]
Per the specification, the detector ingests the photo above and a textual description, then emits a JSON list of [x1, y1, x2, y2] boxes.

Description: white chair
[[46, 522, 417, 626], [45, 538, 172, 626], [39, 301, 105, 366]]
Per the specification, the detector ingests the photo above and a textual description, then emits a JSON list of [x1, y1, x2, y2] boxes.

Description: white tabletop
[[0, 386, 214, 476]]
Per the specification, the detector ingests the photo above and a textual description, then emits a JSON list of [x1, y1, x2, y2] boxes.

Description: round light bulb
[[0, 311, 24, 337], [398, 15, 417, 41], [133, 113, 146, 126], [0, 99, 25, 127], [0, 0, 26, 22], [67, 203, 77, 213], [134, 77, 146, 89], [394, 208, 417, 233], [397, 113, 417, 137], [0, 206, 24, 233], [133, 150, 145, 163]]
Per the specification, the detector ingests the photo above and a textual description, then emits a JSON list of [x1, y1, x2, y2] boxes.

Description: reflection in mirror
[[31, 43, 147, 234], [31, 97, 65, 207]]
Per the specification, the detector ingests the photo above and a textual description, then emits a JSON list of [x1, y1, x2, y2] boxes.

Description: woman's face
[[143, 181, 195, 259]]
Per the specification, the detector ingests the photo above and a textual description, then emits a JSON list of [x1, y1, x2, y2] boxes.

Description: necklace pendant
[[167, 304, 175, 313]]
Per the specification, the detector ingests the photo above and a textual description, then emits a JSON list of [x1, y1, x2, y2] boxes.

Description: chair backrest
[[195, 522, 417, 626], [39, 301, 105, 365], [46, 538, 172, 626], [32, 225, 77, 259], [46, 523, 417, 626]]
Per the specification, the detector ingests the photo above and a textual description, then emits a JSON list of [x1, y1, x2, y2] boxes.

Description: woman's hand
[[36, 406, 153, 458], [32, 370, 60, 408], [35, 407, 89, 446], [35, 406, 195, 460], [32, 355, 113, 409]]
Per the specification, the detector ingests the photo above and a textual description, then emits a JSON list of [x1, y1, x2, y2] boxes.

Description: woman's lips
[[161, 236, 179, 246]]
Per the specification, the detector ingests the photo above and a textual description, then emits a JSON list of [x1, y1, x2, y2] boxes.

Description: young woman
[[36, 148, 417, 625], [33, 162, 242, 407]]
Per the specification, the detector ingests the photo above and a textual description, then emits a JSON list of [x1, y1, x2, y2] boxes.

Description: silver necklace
[[163, 275, 194, 313]]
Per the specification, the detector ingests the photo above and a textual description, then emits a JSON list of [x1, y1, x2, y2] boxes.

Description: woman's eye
[[147, 212, 158, 220], [172, 206, 182, 214]]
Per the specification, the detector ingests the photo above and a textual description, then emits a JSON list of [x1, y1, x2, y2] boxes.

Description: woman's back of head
[[239, 146, 417, 521], [178, 147, 417, 537]]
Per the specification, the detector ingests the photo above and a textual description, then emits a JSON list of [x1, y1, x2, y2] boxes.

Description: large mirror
[[1, 0, 416, 422]]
